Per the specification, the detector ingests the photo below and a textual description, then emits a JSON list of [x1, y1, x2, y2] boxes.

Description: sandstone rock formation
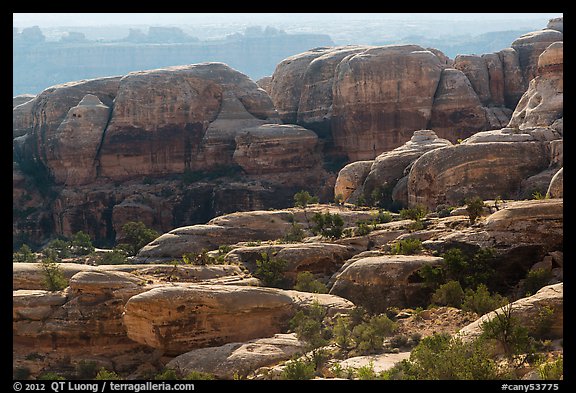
[[123, 284, 295, 354], [224, 242, 356, 283], [268, 23, 560, 163], [407, 141, 550, 210], [233, 124, 321, 175], [136, 205, 379, 262], [456, 283, 563, 352], [407, 38, 562, 210], [329, 254, 444, 312], [331, 45, 445, 160], [13, 63, 334, 247], [166, 333, 306, 379]]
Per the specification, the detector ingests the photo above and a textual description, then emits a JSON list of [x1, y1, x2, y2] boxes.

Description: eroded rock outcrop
[[456, 283, 563, 352], [13, 62, 334, 247], [329, 254, 444, 312], [166, 333, 306, 379], [233, 124, 321, 174]]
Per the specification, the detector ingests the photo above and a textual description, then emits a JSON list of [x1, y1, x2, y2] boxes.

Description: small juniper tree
[[39, 258, 68, 291]]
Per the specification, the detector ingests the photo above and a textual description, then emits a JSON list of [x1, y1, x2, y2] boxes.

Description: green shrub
[[352, 314, 398, 354], [480, 303, 533, 356], [96, 248, 128, 265], [117, 221, 160, 257], [183, 371, 216, 380], [310, 212, 344, 239], [389, 238, 422, 255], [13, 244, 36, 263], [394, 333, 509, 380], [461, 284, 508, 316], [431, 280, 465, 308], [533, 305, 555, 339], [538, 357, 563, 380], [43, 238, 71, 260], [521, 268, 553, 296], [465, 196, 486, 224], [76, 360, 98, 379], [39, 258, 68, 291], [374, 210, 393, 224], [293, 271, 328, 294], [283, 222, 306, 243], [14, 367, 31, 380], [399, 205, 428, 221], [355, 221, 372, 236], [38, 372, 66, 380], [254, 252, 289, 288], [354, 362, 381, 380], [95, 368, 121, 380], [333, 316, 354, 350], [70, 231, 94, 255], [289, 301, 329, 349], [282, 358, 316, 380], [294, 190, 318, 208], [154, 369, 179, 380]]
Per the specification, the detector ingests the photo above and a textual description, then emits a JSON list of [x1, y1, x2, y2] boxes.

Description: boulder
[[546, 167, 563, 198], [333, 160, 373, 203], [456, 283, 563, 352], [329, 255, 444, 312], [508, 42, 563, 131], [331, 45, 445, 160], [48, 94, 111, 185], [123, 284, 296, 354], [453, 55, 492, 106], [511, 29, 563, 86], [98, 63, 279, 181], [16, 76, 121, 182], [224, 242, 356, 283], [166, 333, 306, 379], [407, 141, 550, 210], [233, 124, 321, 174], [296, 45, 369, 137], [497, 48, 526, 108], [361, 130, 452, 204], [428, 69, 488, 141], [13, 94, 35, 108], [269, 47, 336, 123]]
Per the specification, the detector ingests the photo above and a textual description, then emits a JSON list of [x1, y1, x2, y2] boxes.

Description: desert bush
[[461, 284, 509, 316], [521, 268, 553, 296], [70, 231, 94, 255], [183, 371, 216, 380], [154, 368, 179, 380], [37, 372, 66, 380], [310, 212, 344, 239], [39, 258, 67, 291], [76, 360, 99, 379], [289, 301, 329, 349], [538, 357, 563, 380], [95, 248, 128, 265], [282, 358, 316, 380], [254, 252, 289, 288], [399, 205, 428, 221], [95, 368, 121, 380], [431, 280, 465, 308], [465, 196, 486, 224], [293, 271, 328, 294], [389, 238, 422, 255], [352, 314, 398, 354], [355, 220, 372, 236], [390, 333, 510, 380], [480, 303, 533, 356], [117, 221, 160, 257], [13, 244, 36, 263], [283, 221, 306, 243]]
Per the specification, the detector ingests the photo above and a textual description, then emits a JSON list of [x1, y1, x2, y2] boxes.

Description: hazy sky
[[13, 13, 563, 27]]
